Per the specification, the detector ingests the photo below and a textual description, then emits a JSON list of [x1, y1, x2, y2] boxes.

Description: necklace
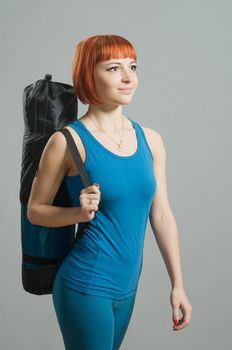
[[85, 114, 125, 152]]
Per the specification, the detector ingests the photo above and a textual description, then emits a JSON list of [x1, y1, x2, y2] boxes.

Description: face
[[93, 57, 138, 106]]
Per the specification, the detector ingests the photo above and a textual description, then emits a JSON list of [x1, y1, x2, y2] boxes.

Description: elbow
[[27, 205, 37, 225], [150, 207, 175, 226], [156, 211, 175, 225]]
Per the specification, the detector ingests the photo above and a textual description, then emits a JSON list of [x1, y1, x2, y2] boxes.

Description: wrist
[[76, 206, 84, 223], [171, 281, 184, 290]]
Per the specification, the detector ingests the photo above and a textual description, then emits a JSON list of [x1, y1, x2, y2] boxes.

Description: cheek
[[134, 76, 139, 86], [95, 77, 116, 93]]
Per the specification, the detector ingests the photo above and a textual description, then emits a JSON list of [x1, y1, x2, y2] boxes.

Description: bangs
[[95, 35, 137, 63]]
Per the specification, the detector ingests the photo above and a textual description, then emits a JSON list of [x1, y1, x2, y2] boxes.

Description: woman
[[28, 34, 192, 349]]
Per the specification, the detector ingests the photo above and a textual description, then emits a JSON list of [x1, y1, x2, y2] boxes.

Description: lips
[[118, 88, 133, 93]]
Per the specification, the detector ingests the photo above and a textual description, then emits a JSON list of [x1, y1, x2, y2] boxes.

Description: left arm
[[143, 126, 192, 331], [148, 129, 184, 290]]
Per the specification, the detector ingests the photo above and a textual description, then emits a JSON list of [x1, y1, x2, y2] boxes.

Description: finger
[[178, 314, 191, 328], [172, 307, 180, 326], [82, 203, 98, 212], [92, 183, 100, 192], [89, 204, 98, 212], [80, 192, 101, 202], [87, 198, 99, 205], [81, 184, 101, 194], [173, 307, 191, 330], [86, 194, 101, 200], [179, 304, 191, 325], [173, 319, 189, 330]]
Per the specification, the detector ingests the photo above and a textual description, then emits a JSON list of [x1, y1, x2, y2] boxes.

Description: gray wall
[[1, 0, 231, 349]]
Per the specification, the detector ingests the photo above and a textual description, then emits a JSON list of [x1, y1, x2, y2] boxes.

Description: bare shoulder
[[44, 130, 69, 163], [45, 130, 71, 175], [140, 124, 165, 158]]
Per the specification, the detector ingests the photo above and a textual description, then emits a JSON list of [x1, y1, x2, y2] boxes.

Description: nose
[[121, 70, 133, 83]]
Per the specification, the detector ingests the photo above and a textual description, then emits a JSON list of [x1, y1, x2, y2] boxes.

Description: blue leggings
[[52, 277, 137, 350]]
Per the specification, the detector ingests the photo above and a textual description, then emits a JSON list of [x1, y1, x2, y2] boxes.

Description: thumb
[[172, 307, 180, 326]]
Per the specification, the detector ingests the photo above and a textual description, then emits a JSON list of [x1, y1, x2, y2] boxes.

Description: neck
[[83, 105, 125, 132]]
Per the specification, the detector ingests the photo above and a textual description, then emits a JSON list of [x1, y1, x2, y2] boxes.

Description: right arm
[[27, 131, 83, 227]]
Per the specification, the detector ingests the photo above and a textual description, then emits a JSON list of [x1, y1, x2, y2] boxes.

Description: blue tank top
[[56, 117, 157, 299]]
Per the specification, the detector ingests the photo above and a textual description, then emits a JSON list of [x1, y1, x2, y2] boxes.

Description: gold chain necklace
[[86, 114, 125, 152]]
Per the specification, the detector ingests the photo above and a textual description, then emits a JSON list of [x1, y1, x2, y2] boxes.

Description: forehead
[[99, 57, 136, 65]]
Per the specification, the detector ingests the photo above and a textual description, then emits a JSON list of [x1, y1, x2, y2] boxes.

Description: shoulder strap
[[58, 128, 92, 187], [58, 128, 92, 244]]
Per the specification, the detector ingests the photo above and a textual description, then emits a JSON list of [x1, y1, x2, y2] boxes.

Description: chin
[[115, 100, 132, 106], [105, 96, 133, 107], [117, 95, 133, 103], [120, 97, 133, 104]]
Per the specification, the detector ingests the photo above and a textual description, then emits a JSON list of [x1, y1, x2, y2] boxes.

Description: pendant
[[118, 143, 123, 152]]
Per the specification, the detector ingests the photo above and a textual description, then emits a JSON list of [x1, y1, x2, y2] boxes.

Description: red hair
[[72, 34, 137, 105]]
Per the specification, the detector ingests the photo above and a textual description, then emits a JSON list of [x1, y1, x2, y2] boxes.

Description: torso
[[57, 116, 157, 300], [64, 116, 154, 176]]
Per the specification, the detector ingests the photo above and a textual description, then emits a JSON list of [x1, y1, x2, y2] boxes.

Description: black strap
[[58, 128, 92, 188], [58, 127, 93, 244]]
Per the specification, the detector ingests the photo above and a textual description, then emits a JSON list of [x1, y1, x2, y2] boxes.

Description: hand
[[79, 183, 101, 221], [170, 286, 192, 331]]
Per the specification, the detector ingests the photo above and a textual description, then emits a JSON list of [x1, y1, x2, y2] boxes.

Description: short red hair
[[72, 34, 137, 105]]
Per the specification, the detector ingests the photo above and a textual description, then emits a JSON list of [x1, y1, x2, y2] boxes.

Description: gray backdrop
[[1, 0, 231, 349]]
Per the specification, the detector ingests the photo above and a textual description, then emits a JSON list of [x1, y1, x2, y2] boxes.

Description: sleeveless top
[[55, 117, 157, 299]]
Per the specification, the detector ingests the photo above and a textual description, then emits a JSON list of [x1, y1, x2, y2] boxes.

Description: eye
[[108, 66, 120, 72], [107, 65, 137, 72]]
